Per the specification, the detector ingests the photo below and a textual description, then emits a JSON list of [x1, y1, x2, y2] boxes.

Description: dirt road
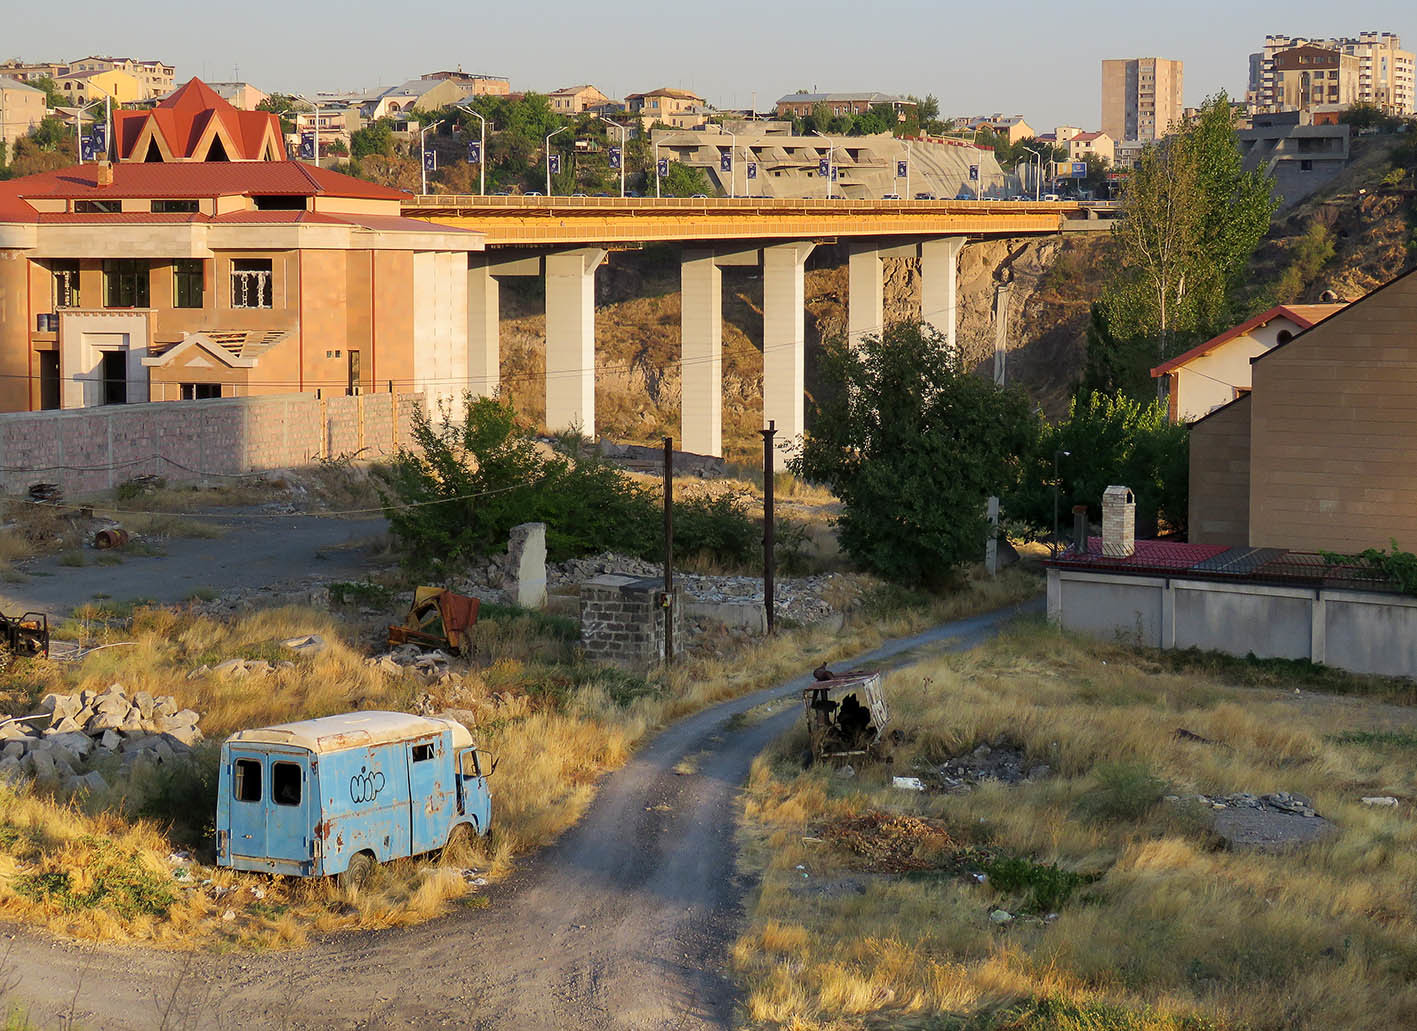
[[2, 600, 1040, 1030]]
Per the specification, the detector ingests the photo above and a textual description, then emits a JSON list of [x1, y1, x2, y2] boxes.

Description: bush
[[982, 854, 1097, 913], [132, 743, 222, 848], [671, 491, 759, 566], [1076, 762, 1168, 823]]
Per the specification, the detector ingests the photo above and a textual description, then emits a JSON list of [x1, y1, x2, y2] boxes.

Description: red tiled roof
[[114, 77, 284, 162], [1051, 537, 1230, 573], [1149, 303, 1348, 377]]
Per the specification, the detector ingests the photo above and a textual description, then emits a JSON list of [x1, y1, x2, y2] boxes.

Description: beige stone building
[[56, 68, 148, 105], [775, 92, 914, 122], [1101, 57, 1184, 141], [0, 79, 482, 414], [1271, 45, 1360, 115], [421, 70, 511, 97], [964, 114, 1036, 145], [548, 85, 611, 115], [1153, 303, 1346, 423], [1066, 130, 1114, 164], [0, 78, 47, 149], [204, 82, 271, 112], [627, 88, 706, 126], [1188, 268, 1417, 551], [1250, 33, 1415, 115]]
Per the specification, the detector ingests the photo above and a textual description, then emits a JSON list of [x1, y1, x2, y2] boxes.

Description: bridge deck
[[401, 195, 1111, 247]]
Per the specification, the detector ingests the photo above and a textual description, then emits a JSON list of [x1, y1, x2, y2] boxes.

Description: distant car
[[914, 191, 936, 200], [882, 193, 901, 200], [524, 191, 544, 197], [1009, 194, 1028, 201], [690, 193, 709, 199], [570, 193, 588, 197], [1042, 193, 1061, 202], [954, 191, 973, 201]]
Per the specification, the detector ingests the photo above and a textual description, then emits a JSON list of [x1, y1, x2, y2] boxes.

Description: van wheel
[[338, 851, 377, 892], [442, 822, 473, 860]]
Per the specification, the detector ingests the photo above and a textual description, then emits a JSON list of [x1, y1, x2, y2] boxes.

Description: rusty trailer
[[802, 669, 888, 760]]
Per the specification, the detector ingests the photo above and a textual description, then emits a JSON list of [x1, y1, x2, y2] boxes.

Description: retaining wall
[[0, 393, 425, 497], [1047, 567, 1417, 679]]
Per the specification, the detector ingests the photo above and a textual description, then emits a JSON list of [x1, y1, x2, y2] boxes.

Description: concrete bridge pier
[[467, 256, 501, 398], [921, 236, 965, 357], [680, 249, 723, 457], [847, 243, 884, 347], [763, 242, 815, 454], [544, 248, 607, 437]]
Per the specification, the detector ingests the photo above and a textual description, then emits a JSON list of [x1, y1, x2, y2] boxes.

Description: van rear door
[[407, 735, 451, 854], [265, 755, 311, 872], [228, 749, 267, 861]]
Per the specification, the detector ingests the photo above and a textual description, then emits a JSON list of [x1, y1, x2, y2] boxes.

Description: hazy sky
[[8, 0, 1415, 129]]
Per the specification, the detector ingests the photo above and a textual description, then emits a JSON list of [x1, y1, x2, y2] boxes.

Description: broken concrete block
[[282, 634, 326, 656], [71, 771, 107, 795], [47, 731, 93, 761], [1, 741, 26, 761], [212, 659, 248, 677], [119, 709, 145, 733], [186, 665, 211, 681], [505, 522, 548, 610], [99, 730, 122, 752], [132, 692, 155, 720], [48, 717, 83, 734], [28, 749, 56, 779], [38, 694, 80, 722], [0, 721, 35, 742], [1362, 796, 1399, 807], [155, 697, 179, 718]]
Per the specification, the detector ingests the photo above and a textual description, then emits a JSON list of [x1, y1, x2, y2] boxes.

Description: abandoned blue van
[[216, 711, 493, 885]]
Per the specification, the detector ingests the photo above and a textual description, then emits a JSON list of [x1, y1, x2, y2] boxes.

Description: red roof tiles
[[114, 77, 285, 162]]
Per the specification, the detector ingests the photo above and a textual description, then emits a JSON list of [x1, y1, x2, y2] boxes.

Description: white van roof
[[225, 711, 474, 754]]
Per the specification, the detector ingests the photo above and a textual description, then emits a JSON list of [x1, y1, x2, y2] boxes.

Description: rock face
[[0, 684, 203, 794], [505, 522, 548, 610]]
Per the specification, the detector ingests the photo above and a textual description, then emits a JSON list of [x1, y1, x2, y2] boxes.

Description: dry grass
[[731, 622, 1417, 1030], [0, 567, 1041, 950]]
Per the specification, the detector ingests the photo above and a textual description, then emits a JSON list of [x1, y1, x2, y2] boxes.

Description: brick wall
[[579, 574, 684, 668], [1188, 395, 1251, 546], [0, 393, 425, 497]]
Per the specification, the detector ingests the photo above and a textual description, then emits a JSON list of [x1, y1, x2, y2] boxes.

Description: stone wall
[[0, 392, 424, 497], [579, 574, 684, 668]]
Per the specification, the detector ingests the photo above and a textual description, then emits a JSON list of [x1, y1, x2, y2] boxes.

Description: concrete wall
[[0, 391, 424, 497], [1249, 269, 1417, 552], [1048, 567, 1417, 679], [1188, 394, 1251, 546]]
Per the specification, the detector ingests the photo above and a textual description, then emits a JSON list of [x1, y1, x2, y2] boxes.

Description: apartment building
[[56, 68, 147, 104], [0, 78, 47, 149], [1249, 33, 1415, 115], [1271, 45, 1360, 115], [1100, 57, 1184, 141], [962, 114, 1036, 144], [775, 92, 915, 122], [0, 79, 482, 413], [548, 85, 611, 115]]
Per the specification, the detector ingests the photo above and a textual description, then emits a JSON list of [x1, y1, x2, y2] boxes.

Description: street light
[[290, 93, 323, 168], [419, 117, 449, 196], [654, 137, 662, 198], [602, 117, 627, 198], [810, 129, 834, 199], [971, 124, 991, 199], [1052, 449, 1072, 558], [1020, 146, 1041, 201], [723, 126, 736, 199], [546, 125, 567, 196], [74, 97, 107, 163], [458, 104, 487, 196]]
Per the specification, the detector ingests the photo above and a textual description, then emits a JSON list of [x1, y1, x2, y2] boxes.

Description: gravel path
[[0, 599, 1041, 1030]]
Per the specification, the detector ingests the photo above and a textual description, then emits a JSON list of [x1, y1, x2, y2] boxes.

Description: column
[[762, 242, 814, 453], [920, 236, 965, 357], [467, 257, 500, 398], [680, 249, 722, 457], [847, 243, 883, 349], [544, 248, 605, 437]]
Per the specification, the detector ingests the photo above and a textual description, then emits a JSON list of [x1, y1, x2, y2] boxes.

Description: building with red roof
[[0, 79, 482, 412]]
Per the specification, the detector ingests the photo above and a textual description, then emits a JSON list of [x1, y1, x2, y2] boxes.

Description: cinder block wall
[[0, 393, 425, 497], [1188, 395, 1251, 546], [579, 575, 684, 668]]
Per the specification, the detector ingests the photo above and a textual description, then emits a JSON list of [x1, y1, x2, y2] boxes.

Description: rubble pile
[[0, 684, 202, 794], [1168, 790, 1336, 851], [932, 741, 1052, 789], [365, 644, 458, 683]]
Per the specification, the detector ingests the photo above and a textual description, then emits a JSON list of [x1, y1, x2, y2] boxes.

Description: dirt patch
[[1172, 791, 1338, 853], [816, 810, 955, 873]]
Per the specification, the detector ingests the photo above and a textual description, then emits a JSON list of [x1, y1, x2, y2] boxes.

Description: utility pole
[[662, 436, 674, 665], [760, 420, 776, 633]]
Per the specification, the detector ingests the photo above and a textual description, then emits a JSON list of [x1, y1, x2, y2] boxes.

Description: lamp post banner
[[608, 147, 621, 170], [467, 142, 481, 163]]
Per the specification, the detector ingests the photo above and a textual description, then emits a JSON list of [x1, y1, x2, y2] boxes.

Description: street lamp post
[[1021, 146, 1041, 201], [723, 127, 736, 199], [74, 97, 106, 163], [603, 117, 627, 198], [291, 94, 323, 167], [972, 124, 991, 199], [459, 105, 487, 196], [810, 130, 834, 199], [546, 126, 567, 196], [419, 118, 442, 196], [1052, 449, 1071, 558], [654, 139, 661, 198]]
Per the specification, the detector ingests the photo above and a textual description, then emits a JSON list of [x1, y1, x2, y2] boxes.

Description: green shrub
[[12, 836, 176, 918], [671, 491, 759, 566], [328, 579, 396, 608], [982, 854, 1098, 913], [132, 743, 222, 848], [1076, 762, 1168, 823]]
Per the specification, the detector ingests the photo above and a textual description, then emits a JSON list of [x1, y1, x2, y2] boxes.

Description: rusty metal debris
[[802, 667, 888, 761], [94, 528, 130, 550], [387, 587, 480, 656], [27, 483, 62, 505], [0, 610, 49, 670]]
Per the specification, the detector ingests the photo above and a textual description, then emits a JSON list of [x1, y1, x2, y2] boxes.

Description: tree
[[660, 161, 712, 197], [791, 322, 1038, 588], [27, 75, 65, 109], [350, 119, 396, 159], [1102, 92, 1277, 388], [257, 94, 299, 135]]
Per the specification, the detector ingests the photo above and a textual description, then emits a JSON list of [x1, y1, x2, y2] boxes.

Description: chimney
[[1101, 486, 1135, 558], [96, 161, 114, 187], [1072, 504, 1090, 555]]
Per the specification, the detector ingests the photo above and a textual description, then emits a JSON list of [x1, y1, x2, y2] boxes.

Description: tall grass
[[731, 622, 1417, 1030]]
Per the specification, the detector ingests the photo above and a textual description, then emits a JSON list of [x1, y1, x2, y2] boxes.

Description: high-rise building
[[1101, 57, 1184, 142], [1249, 33, 1415, 115]]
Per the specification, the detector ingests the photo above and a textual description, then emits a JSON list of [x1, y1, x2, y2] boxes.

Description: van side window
[[234, 758, 262, 802], [272, 762, 301, 806], [411, 743, 434, 762]]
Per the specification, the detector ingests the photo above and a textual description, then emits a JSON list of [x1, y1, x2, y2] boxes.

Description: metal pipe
[[603, 117, 627, 198]]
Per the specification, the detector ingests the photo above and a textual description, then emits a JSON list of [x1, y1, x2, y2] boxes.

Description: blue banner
[[549, 154, 561, 175], [969, 164, 979, 181], [746, 162, 757, 180], [80, 138, 97, 162], [467, 141, 481, 163], [423, 150, 437, 171], [91, 124, 106, 153], [299, 134, 315, 160], [608, 147, 621, 170], [720, 152, 732, 172], [896, 159, 907, 178], [1071, 161, 1088, 177], [818, 157, 829, 177], [656, 157, 669, 177]]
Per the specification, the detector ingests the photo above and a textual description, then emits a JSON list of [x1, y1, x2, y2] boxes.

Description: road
[[0, 514, 388, 615], [2, 599, 1041, 1029]]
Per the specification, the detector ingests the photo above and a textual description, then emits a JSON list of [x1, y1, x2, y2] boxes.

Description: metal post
[[760, 420, 776, 633], [654, 140, 661, 198], [604, 118, 627, 198], [663, 435, 674, 665], [546, 126, 567, 196], [906, 139, 912, 198], [420, 122, 429, 196], [725, 128, 736, 199]]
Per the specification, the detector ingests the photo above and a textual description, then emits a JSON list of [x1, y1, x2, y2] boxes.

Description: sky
[[7, 0, 1415, 130]]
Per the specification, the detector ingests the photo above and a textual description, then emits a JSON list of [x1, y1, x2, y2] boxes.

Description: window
[[103, 259, 149, 308], [1300, 159, 1314, 171], [234, 758, 262, 802], [231, 259, 273, 309], [180, 382, 221, 400], [412, 743, 435, 762], [272, 762, 302, 806], [51, 261, 80, 309], [75, 199, 121, 214], [172, 259, 203, 309], [152, 199, 199, 213]]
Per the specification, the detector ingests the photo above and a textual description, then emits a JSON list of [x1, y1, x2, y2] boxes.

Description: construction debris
[[1168, 791, 1337, 852], [388, 587, 480, 656], [93, 528, 130, 550], [26, 483, 62, 505]]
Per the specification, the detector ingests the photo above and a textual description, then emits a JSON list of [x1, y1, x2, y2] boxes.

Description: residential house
[[1152, 302, 1346, 423], [0, 78, 482, 414], [293, 108, 361, 155], [0, 78, 47, 148], [627, 88, 707, 127], [56, 68, 147, 104], [1187, 267, 1417, 550], [964, 114, 1036, 144], [775, 92, 914, 122], [548, 85, 611, 114], [1066, 130, 1114, 164], [68, 57, 175, 97], [420, 70, 510, 96], [0, 61, 71, 84], [357, 78, 468, 121], [203, 82, 271, 112]]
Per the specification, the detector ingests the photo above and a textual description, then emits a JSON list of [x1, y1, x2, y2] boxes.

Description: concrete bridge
[[403, 195, 1113, 456]]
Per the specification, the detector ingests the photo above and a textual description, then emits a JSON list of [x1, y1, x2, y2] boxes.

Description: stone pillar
[[993, 281, 1013, 386], [847, 243, 884, 348], [762, 242, 814, 453], [544, 248, 606, 437], [467, 257, 500, 398], [920, 236, 965, 356], [680, 249, 722, 457], [505, 522, 547, 609]]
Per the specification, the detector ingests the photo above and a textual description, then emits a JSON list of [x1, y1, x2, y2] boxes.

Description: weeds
[[979, 854, 1097, 913], [327, 579, 395, 608], [1075, 762, 1169, 823]]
